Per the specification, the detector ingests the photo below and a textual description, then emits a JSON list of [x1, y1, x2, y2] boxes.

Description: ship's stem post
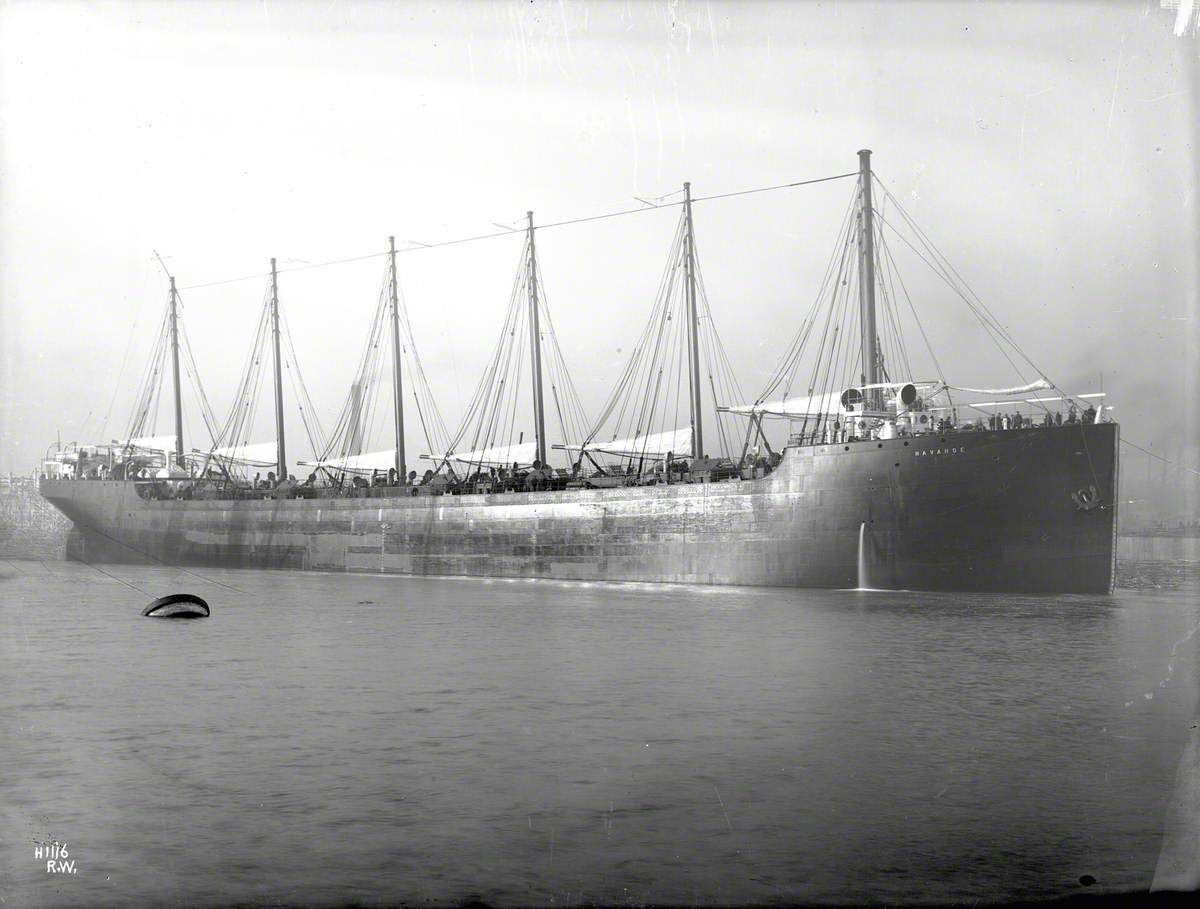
[[683, 181, 704, 459], [527, 212, 547, 466], [270, 257, 287, 480], [168, 275, 185, 470], [857, 149, 880, 410], [389, 236, 406, 480]]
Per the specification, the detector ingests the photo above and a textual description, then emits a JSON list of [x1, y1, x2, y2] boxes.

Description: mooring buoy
[[142, 593, 210, 618]]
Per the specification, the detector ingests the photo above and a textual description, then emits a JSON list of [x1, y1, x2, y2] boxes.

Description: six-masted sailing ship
[[39, 151, 1119, 593]]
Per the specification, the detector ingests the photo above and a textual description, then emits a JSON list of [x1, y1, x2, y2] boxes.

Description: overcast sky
[[1, 1, 1195, 490]]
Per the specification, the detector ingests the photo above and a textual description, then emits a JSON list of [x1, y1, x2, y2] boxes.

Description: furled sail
[[569, 427, 692, 460], [201, 442, 279, 467], [724, 392, 846, 418], [964, 392, 1106, 408], [297, 449, 397, 475], [447, 441, 538, 468], [859, 381, 938, 391], [948, 379, 1052, 395]]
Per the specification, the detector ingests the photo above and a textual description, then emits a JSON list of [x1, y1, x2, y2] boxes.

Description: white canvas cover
[[201, 442, 280, 467], [298, 449, 398, 475], [448, 441, 538, 467], [725, 391, 847, 418], [859, 381, 939, 391], [949, 379, 1052, 395], [965, 392, 1105, 408], [731, 380, 1049, 417], [570, 426, 692, 460]]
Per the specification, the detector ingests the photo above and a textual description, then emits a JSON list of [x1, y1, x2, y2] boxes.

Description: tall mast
[[270, 257, 287, 479], [389, 236, 406, 480], [168, 275, 184, 469], [857, 149, 880, 409], [527, 211, 547, 466], [683, 181, 704, 459]]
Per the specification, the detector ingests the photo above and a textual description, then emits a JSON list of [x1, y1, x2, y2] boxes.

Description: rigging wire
[[581, 204, 743, 465], [1121, 438, 1200, 479], [747, 168, 1101, 439], [534, 268, 591, 454], [177, 322, 221, 442], [870, 175, 1080, 414], [176, 172, 859, 292], [199, 281, 274, 475], [279, 307, 328, 458], [443, 233, 542, 473], [122, 165, 1113, 476]]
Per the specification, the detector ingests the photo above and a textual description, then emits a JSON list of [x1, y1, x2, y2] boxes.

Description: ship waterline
[[41, 423, 1119, 594], [37, 155, 1122, 595]]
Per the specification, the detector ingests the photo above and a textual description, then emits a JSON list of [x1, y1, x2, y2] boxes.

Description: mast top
[[682, 179, 702, 460], [856, 148, 880, 407], [388, 234, 405, 479], [526, 209, 546, 464], [268, 255, 285, 479]]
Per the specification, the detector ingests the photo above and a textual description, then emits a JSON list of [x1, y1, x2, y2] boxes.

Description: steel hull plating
[[40, 424, 1119, 593]]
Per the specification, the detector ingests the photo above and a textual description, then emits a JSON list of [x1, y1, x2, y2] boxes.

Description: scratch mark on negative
[[1106, 33, 1126, 131], [714, 784, 733, 831], [1125, 618, 1200, 707]]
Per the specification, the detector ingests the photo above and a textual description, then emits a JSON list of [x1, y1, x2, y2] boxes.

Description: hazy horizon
[[2, 1, 1196, 511]]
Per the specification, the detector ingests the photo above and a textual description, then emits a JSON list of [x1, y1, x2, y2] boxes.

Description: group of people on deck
[[53, 397, 1104, 496], [129, 447, 779, 500], [251, 470, 296, 490], [797, 398, 1102, 446], [351, 460, 562, 495], [987, 402, 1097, 431], [319, 451, 773, 497]]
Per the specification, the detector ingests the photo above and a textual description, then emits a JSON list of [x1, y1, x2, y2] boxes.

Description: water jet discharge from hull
[[857, 522, 872, 591]]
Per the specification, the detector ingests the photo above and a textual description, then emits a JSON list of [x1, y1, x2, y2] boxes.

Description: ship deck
[[41, 422, 1121, 594]]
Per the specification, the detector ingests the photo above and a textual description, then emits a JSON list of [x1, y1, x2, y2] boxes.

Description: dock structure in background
[[1, 476, 71, 559]]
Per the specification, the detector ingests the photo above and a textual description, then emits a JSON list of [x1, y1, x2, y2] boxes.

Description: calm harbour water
[[1, 559, 1197, 907]]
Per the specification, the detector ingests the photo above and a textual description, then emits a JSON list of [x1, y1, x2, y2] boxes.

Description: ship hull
[[40, 424, 1120, 593]]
